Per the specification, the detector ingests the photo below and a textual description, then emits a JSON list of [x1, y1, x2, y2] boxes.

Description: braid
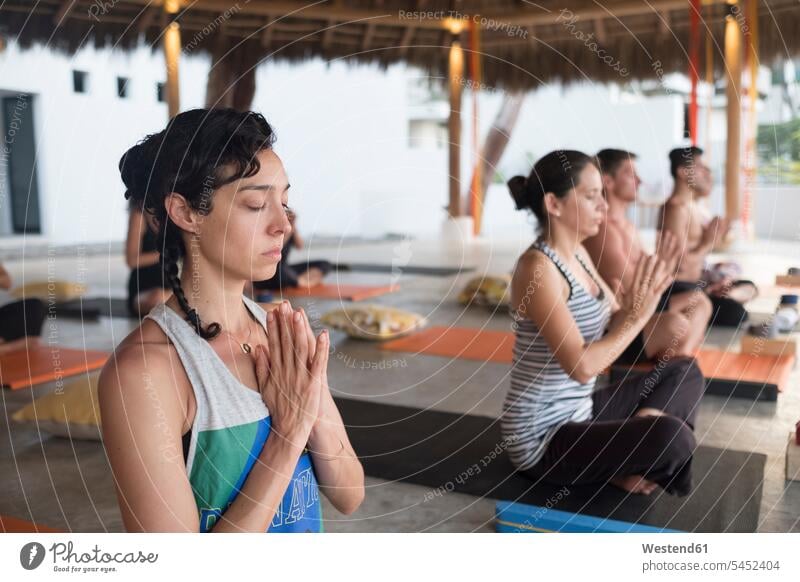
[[162, 242, 221, 340]]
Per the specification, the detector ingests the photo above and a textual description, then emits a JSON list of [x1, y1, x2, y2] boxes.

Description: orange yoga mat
[[0, 514, 62, 533], [0, 346, 108, 390], [610, 348, 795, 401], [616, 348, 794, 391], [279, 283, 399, 301], [381, 325, 514, 363], [693, 348, 794, 393]]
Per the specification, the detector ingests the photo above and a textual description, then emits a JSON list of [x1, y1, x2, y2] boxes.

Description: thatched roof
[[2, 0, 799, 90]]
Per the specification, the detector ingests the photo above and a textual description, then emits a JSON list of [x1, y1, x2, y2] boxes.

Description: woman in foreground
[[99, 108, 364, 532], [502, 150, 704, 496]]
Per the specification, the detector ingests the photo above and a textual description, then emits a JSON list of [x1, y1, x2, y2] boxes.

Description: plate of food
[[321, 304, 426, 340]]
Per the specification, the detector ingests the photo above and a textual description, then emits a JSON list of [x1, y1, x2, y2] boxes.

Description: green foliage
[[757, 119, 800, 184]]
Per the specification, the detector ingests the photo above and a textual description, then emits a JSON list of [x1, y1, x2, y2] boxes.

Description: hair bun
[[119, 142, 147, 202], [507, 175, 529, 210]]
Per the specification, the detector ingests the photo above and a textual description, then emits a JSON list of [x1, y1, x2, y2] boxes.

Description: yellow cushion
[[10, 281, 87, 302], [458, 275, 511, 307], [12, 373, 101, 440]]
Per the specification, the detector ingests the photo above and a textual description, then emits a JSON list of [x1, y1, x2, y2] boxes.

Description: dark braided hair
[[119, 108, 276, 339]]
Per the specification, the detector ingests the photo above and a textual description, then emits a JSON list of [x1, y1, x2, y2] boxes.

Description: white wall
[[0, 42, 209, 246], [1, 41, 758, 247]]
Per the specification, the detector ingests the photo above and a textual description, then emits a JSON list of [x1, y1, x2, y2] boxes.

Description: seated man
[[659, 146, 757, 327], [584, 149, 711, 363]]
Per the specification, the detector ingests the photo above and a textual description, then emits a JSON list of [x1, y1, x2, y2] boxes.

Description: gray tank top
[[143, 295, 323, 533]]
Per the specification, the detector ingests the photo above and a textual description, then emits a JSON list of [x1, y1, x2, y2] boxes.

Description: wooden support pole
[[448, 38, 464, 218], [724, 1, 742, 226], [468, 22, 482, 233], [162, 2, 181, 119], [689, 0, 701, 144]]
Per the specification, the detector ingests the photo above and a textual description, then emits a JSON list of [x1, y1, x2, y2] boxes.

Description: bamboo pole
[[689, 0, 701, 144], [162, 1, 181, 119], [448, 38, 464, 217], [724, 1, 742, 226], [468, 22, 482, 233]]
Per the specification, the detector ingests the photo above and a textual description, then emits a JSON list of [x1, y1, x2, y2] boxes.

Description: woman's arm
[[514, 251, 664, 384], [295, 308, 364, 514], [307, 387, 365, 515], [99, 345, 304, 532], [125, 210, 161, 270]]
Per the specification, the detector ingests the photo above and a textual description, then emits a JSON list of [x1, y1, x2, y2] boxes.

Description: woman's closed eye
[[247, 203, 292, 213]]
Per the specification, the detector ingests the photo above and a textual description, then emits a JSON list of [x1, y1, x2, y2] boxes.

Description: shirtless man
[[584, 149, 711, 363], [660, 146, 755, 327]]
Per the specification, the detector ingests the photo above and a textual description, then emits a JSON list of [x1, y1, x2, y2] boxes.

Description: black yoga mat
[[333, 263, 473, 277], [55, 297, 134, 320], [335, 398, 766, 532]]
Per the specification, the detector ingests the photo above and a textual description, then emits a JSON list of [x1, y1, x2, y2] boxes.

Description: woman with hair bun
[[99, 108, 364, 532], [502, 150, 704, 497]]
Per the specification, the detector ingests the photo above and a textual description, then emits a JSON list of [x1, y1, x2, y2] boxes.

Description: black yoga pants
[[254, 260, 333, 291], [0, 298, 47, 341], [523, 357, 704, 497]]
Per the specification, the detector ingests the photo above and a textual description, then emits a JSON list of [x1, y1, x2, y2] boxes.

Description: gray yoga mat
[[336, 397, 766, 532]]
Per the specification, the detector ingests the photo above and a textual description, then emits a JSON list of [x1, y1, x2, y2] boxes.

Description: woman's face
[[194, 149, 292, 282], [549, 164, 607, 240]]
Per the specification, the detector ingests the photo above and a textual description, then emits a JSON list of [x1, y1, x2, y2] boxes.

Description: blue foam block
[[495, 501, 681, 533]]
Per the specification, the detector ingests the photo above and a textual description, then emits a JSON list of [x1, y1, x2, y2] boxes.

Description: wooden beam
[[261, 18, 274, 47], [398, 25, 416, 56], [322, 19, 336, 49], [124, 0, 447, 30], [53, 0, 76, 25], [724, 3, 742, 227], [448, 38, 464, 217], [657, 9, 671, 39], [361, 22, 375, 52], [121, 0, 719, 32], [136, 6, 157, 33], [482, 0, 730, 27], [205, 32, 232, 108], [594, 18, 607, 45]]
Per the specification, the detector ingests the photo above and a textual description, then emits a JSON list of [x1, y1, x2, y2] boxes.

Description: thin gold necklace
[[227, 310, 259, 354]]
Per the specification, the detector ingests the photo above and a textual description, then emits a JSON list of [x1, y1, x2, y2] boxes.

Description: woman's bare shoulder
[[100, 319, 184, 393], [514, 246, 559, 283]]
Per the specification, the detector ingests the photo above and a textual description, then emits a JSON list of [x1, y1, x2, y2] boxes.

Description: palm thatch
[[1, 0, 798, 90]]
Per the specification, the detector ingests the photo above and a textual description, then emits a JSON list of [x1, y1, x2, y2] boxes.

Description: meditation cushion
[[11, 280, 87, 302], [321, 304, 426, 340], [458, 275, 510, 307], [12, 372, 101, 440]]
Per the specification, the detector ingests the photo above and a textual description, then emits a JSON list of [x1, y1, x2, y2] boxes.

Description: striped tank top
[[144, 295, 323, 532], [501, 239, 611, 471]]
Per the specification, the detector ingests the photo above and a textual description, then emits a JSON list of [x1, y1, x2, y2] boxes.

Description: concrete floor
[[1, 234, 800, 532]]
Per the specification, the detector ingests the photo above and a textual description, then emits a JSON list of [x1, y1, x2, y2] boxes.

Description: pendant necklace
[[230, 311, 257, 354]]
